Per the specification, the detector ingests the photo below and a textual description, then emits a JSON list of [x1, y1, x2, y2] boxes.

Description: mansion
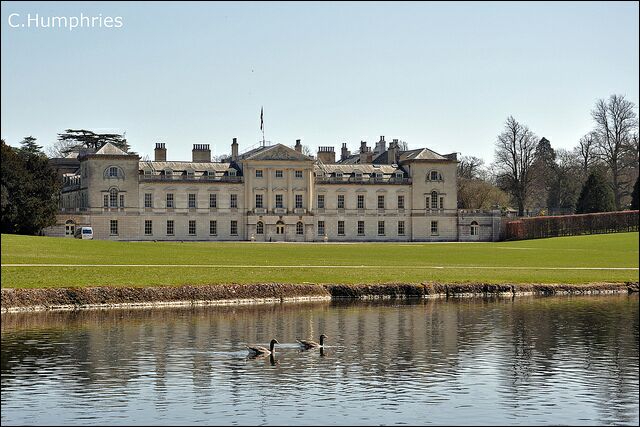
[[47, 136, 502, 242]]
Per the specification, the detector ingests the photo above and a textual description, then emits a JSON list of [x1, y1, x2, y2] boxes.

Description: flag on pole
[[260, 107, 263, 131]]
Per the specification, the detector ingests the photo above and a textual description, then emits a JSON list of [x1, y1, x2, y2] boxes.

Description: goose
[[246, 339, 279, 357], [296, 334, 327, 350]]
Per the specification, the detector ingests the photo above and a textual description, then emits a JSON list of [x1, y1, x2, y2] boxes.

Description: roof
[[139, 161, 232, 172], [317, 164, 401, 174], [240, 143, 313, 161], [95, 142, 129, 156], [398, 148, 449, 162]]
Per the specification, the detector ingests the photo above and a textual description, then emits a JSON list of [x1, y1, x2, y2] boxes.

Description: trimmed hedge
[[505, 210, 639, 240]]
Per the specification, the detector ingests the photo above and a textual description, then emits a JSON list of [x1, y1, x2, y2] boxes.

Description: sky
[[1, 1, 638, 163]]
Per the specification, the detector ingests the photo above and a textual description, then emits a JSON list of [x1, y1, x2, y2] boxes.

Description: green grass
[[1, 232, 638, 288]]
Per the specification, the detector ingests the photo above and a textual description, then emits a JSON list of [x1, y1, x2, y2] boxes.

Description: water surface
[[1, 295, 638, 425]]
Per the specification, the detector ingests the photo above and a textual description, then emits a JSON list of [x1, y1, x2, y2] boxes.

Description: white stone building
[[47, 136, 501, 242]]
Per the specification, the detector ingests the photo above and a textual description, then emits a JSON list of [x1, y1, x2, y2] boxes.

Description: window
[[295, 170, 303, 179], [256, 169, 263, 178], [256, 221, 264, 235], [109, 188, 118, 207], [431, 191, 438, 209], [144, 193, 153, 208], [375, 172, 383, 180], [275, 170, 283, 178], [296, 221, 304, 235], [143, 169, 152, 176], [276, 221, 284, 235], [276, 194, 284, 208], [470, 221, 479, 236], [337, 194, 345, 209], [256, 194, 263, 209], [209, 193, 217, 208], [231, 220, 238, 235], [317, 194, 325, 209], [166, 193, 174, 208], [167, 220, 174, 235], [357, 221, 365, 236], [209, 220, 217, 236], [103, 195, 108, 207], [335, 171, 343, 179], [357, 194, 365, 209], [337, 220, 345, 236], [378, 195, 385, 209], [398, 195, 405, 209], [440, 197, 444, 209], [295, 194, 303, 209], [228, 169, 237, 177], [355, 172, 363, 181], [188, 193, 196, 208], [144, 220, 153, 236], [119, 194, 125, 208], [165, 169, 173, 177], [110, 220, 118, 235], [109, 166, 118, 177], [431, 221, 439, 235], [189, 220, 196, 235], [186, 170, 195, 178], [317, 221, 325, 236], [395, 172, 404, 180], [430, 171, 442, 181], [378, 220, 385, 235], [230, 194, 238, 208], [398, 220, 405, 236]]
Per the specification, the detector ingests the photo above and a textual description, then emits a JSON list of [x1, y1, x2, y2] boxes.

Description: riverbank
[[2, 282, 638, 313]]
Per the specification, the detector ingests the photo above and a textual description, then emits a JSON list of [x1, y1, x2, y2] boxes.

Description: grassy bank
[[1, 232, 638, 288]]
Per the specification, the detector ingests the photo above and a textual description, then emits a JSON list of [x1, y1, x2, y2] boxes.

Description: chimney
[[388, 139, 398, 164], [295, 139, 302, 153], [359, 141, 371, 164], [317, 146, 335, 164], [192, 144, 211, 162], [154, 143, 166, 162], [374, 135, 386, 155], [340, 143, 350, 161], [231, 137, 238, 161]]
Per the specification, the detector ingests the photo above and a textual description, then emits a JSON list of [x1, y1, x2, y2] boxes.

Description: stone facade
[[47, 136, 501, 242]]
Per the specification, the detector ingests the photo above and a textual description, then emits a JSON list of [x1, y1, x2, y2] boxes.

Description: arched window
[[431, 191, 438, 209], [256, 221, 264, 235], [109, 188, 118, 207], [470, 221, 479, 236], [109, 166, 119, 177], [104, 166, 124, 179], [65, 220, 76, 236], [296, 221, 304, 235], [276, 220, 285, 235]]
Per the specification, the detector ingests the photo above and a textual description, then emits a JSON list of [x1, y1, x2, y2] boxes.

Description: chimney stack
[[359, 141, 372, 164], [388, 139, 399, 164], [374, 135, 386, 155], [317, 146, 335, 164], [340, 143, 350, 161], [192, 144, 211, 162], [154, 143, 167, 162], [231, 137, 238, 161], [295, 139, 302, 153]]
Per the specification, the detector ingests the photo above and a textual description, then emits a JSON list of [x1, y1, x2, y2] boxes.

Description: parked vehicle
[[74, 226, 93, 240]]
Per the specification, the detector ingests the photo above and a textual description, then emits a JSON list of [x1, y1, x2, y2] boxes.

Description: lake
[[1, 294, 638, 425]]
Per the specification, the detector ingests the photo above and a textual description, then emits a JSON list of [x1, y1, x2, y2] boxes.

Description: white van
[[74, 226, 94, 240]]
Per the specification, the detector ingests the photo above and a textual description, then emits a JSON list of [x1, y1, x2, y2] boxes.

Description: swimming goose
[[246, 339, 279, 356], [297, 334, 327, 350]]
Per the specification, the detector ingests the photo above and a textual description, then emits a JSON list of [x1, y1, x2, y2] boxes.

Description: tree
[[457, 156, 485, 180], [576, 132, 597, 177], [529, 137, 557, 213], [56, 129, 131, 155], [547, 149, 583, 214], [631, 176, 639, 210], [493, 116, 538, 216], [575, 169, 615, 214], [591, 94, 638, 210]]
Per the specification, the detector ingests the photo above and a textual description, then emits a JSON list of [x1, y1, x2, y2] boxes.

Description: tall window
[[230, 194, 238, 208], [166, 193, 174, 208], [357, 194, 365, 209], [119, 194, 125, 208], [398, 195, 404, 209], [255, 169, 263, 178], [470, 221, 479, 236], [317, 194, 325, 209], [440, 196, 444, 209], [209, 220, 217, 235], [256, 221, 264, 234], [209, 193, 217, 208], [188, 193, 197, 208], [431, 191, 438, 209], [109, 188, 118, 207], [398, 220, 405, 236], [230, 220, 238, 235], [295, 170, 303, 179], [188, 220, 196, 235], [431, 220, 439, 235], [317, 220, 325, 236], [103, 195, 108, 207], [144, 193, 152, 208], [337, 194, 345, 209], [337, 220, 345, 236], [296, 221, 304, 235], [167, 220, 174, 235], [378, 221, 385, 235], [378, 195, 385, 209], [275, 194, 284, 208], [275, 170, 283, 178], [144, 220, 153, 235], [109, 166, 118, 177], [357, 220, 365, 236], [295, 194, 303, 209], [256, 194, 263, 209], [430, 170, 441, 181], [110, 220, 118, 235]]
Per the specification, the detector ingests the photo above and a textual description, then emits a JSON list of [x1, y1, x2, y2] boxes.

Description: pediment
[[245, 144, 312, 161]]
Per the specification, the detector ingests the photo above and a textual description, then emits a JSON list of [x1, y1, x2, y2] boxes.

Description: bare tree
[[575, 132, 597, 176], [457, 156, 485, 180], [591, 94, 639, 209], [493, 116, 538, 216]]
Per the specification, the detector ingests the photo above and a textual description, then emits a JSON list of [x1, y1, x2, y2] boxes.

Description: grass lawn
[[1, 232, 638, 288]]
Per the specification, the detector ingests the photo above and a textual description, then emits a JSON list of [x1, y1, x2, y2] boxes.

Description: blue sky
[[1, 1, 638, 163]]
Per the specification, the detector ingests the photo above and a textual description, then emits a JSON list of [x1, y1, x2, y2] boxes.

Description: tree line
[[458, 94, 639, 216]]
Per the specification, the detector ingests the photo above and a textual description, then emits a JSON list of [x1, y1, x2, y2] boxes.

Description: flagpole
[[261, 106, 265, 147]]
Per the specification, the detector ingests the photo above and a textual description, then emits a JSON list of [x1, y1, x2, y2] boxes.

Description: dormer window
[[355, 171, 363, 181], [186, 170, 195, 178], [229, 169, 237, 177], [335, 172, 343, 179], [395, 172, 404, 180], [375, 172, 383, 180], [164, 169, 173, 176]]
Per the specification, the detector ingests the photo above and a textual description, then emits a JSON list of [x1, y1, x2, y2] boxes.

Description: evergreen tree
[[631, 176, 639, 210], [56, 129, 131, 154], [575, 170, 616, 214]]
